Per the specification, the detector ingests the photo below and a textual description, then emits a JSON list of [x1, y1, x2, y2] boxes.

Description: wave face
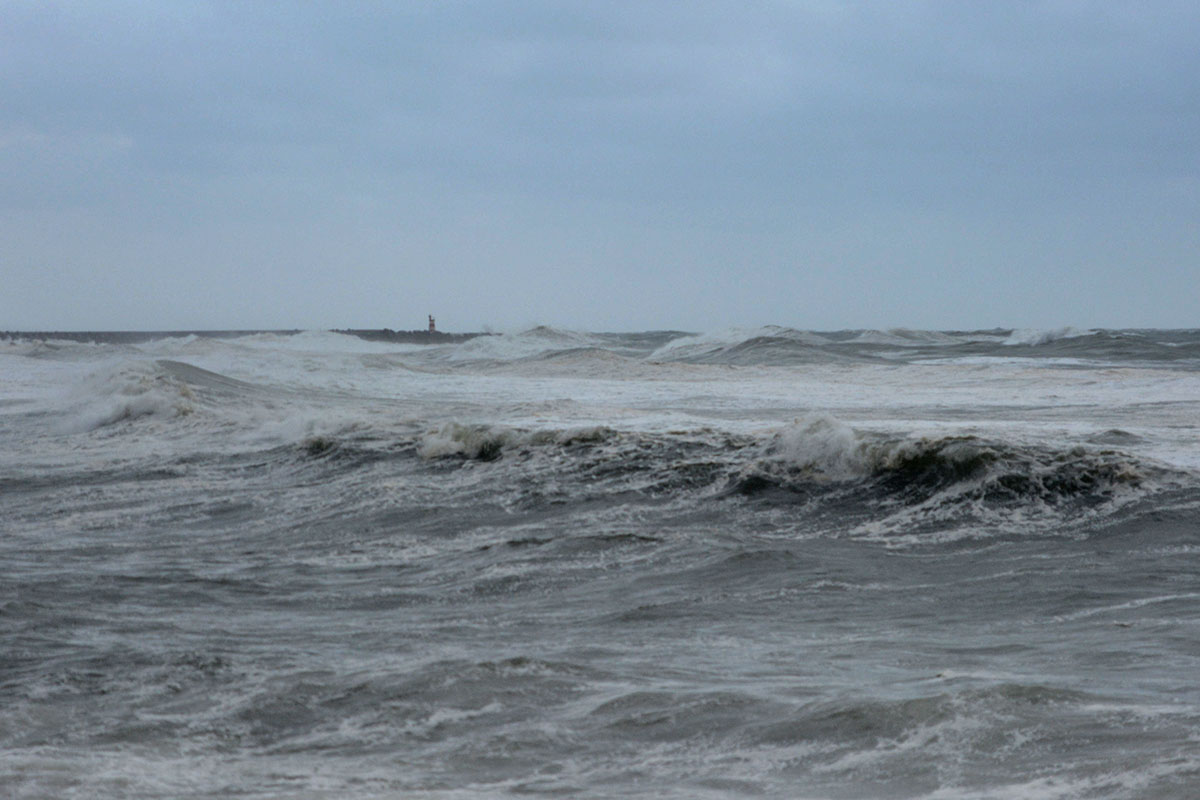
[[3, 327, 1200, 798]]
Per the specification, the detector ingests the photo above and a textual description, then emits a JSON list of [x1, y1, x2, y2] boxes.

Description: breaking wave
[[61, 361, 199, 431], [1003, 327, 1095, 346], [846, 328, 977, 346], [649, 326, 831, 362], [404, 415, 1189, 544], [418, 422, 617, 461], [53, 359, 364, 449], [645, 326, 888, 365], [727, 416, 1178, 540], [445, 326, 604, 362]]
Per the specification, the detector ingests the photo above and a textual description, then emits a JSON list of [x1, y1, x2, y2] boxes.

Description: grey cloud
[[2, 1, 1197, 330]]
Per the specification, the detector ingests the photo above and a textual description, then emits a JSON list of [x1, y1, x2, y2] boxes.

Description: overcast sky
[[2, 1, 1197, 332]]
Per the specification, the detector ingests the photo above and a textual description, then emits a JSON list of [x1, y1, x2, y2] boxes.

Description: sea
[[2, 325, 1199, 799]]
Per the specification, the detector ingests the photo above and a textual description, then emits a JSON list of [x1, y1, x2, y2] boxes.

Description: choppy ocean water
[[2, 325, 1199, 799]]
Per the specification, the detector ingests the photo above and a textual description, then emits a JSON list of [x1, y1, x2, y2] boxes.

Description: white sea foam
[[4, 325, 1199, 800], [234, 329, 430, 354], [648, 325, 830, 361], [418, 422, 509, 459], [772, 414, 867, 478], [444, 326, 603, 362], [1003, 326, 1094, 346], [60, 360, 197, 432], [846, 328, 969, 346]]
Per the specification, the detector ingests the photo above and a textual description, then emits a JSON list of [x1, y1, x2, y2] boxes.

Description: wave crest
[[63, 361, 197, 431], [445, 326, 603, 363], [418, 422, 617, 461], [1003, 327, 1094, 346], [728, 416, 1169, 539]]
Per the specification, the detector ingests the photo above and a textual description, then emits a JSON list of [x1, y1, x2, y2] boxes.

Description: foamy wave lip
[[772, 414, 867, 479], [847, 328, 968, 346], [732, 414, 1185, 543], [418, 422, 616, 460], [769, 414, 982, 482], [649, 326, 830, 361], [769, 414, 1155, 489], [61, 360, 197, 432], [132, 333, 205, 356], [237, 330, 426, 354], [445, 326, 602, 362], [1003, 327, 1094, 346], [419, 422, 511, 460]]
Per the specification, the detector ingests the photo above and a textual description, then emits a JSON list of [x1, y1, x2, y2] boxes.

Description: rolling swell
[[6, 328, 1200, 797], [724, 418, 1182, 540], [35, 361, 1192, 545], [55, 358, 279, 433], [1001, 329, 1200, 364], [407, 416, 1188, 542], [669, 335, 880, 365]]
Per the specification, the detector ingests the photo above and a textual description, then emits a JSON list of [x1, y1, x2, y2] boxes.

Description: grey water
[[2, 326, 1199, 798]]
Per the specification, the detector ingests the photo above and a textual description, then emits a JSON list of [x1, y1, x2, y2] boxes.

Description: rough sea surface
[[2, 326, 1199, 799]]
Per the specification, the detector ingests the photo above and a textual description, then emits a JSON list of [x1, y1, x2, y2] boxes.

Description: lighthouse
[[428, 315, 436, 333]]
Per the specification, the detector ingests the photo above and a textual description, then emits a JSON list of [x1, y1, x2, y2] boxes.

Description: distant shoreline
[[1, 329, 488, 345]]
